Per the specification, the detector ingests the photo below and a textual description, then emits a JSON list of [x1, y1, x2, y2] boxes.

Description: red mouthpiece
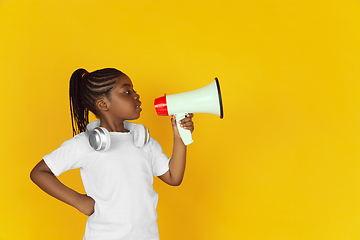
[[154, 95, 169, 116]]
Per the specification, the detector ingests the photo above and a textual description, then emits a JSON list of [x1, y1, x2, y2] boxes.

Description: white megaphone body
[[154, 78, 224, 145]]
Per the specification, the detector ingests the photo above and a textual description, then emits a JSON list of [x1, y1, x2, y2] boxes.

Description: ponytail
[[69, 68, 123, 136], [69, 68, 89, 136]]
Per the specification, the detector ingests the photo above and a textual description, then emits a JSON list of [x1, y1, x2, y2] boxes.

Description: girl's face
[[106, 74, 142, 121]]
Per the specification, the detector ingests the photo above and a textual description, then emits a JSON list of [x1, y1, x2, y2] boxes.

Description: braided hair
[[69, 68, 124, 136]]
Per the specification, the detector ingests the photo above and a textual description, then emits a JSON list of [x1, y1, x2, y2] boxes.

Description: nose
[[134, 92, 140, 100]]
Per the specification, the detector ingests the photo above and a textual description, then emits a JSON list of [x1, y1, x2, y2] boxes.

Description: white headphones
[[86, 120, 150, 151]]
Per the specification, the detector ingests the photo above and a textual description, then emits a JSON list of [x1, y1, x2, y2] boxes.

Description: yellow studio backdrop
[[0, 0, 360, 239]]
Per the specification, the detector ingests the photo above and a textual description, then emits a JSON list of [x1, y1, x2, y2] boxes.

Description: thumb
[[171, 115, 177, 128], [171, 115, 181, 136]]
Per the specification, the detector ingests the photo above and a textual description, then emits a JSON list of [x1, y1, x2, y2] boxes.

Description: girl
[[30, 68, 194, 240]]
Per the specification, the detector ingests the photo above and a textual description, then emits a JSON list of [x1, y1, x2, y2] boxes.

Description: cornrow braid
[[69, 68, 124, 136]]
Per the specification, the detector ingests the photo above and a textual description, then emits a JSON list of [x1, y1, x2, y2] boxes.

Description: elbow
[[159, 171, 183, 186], [30, 159, 48, 184], [30, 167, 37, 183], [170, 179, 183, 187]]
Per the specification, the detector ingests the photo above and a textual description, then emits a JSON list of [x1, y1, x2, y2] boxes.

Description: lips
[[136, 101, 142, 110]]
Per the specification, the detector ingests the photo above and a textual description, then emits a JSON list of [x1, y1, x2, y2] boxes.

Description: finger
[[186, 113, 194, 118], [180, 117, 193, 124], [182, 125, 194, 133], [180, 119, 193, 128], [181, 121, 194, 128], [180, 119, 193, 127], [180, 115, 193, 123], [171, 116, 178, 128]]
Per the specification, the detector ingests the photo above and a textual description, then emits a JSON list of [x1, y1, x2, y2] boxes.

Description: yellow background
[[1, 0, 360, 239]]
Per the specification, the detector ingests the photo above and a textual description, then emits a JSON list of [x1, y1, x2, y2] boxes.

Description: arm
[[158, 113, 194, 186], [30, 160, 95, 216]]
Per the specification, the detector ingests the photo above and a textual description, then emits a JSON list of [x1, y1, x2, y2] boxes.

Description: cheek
[[112, 96, 134, 112]]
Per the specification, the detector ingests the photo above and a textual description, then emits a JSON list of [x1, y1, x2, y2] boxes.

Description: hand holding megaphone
[[154, 78, 224, 145]]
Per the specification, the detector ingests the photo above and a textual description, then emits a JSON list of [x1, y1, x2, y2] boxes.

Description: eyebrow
[[120, 83, 132, 88]]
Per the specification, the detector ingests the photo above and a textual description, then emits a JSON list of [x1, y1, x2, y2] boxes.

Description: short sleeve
[[43, 135, 84, 176], [146, 137, 170, 177]]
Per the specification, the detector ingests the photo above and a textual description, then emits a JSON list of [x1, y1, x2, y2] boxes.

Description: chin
[[127, 114, 141, 121]]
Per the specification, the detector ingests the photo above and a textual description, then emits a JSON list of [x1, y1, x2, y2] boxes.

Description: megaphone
[[154, 78, 224, 145]]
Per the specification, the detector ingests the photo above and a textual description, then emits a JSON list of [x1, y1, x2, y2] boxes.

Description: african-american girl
[[30, 68, 194, 240]]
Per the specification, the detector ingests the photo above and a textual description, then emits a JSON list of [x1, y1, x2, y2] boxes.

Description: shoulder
[[59, 131, 92, 152], [142, 136, 165, 154], [43, 132, 92, 176], [73, 131, 90, 143]]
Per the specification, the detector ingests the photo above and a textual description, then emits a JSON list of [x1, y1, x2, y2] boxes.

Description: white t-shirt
[[43, 127, 170, 240]]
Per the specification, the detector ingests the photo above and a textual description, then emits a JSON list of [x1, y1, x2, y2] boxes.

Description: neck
[[98, 117, 129, 133]]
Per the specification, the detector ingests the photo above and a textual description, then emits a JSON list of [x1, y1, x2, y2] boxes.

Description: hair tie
[[81, 71, 88, 79]]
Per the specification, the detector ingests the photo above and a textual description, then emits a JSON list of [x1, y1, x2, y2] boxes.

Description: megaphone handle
[[174, 113, 194, 146]]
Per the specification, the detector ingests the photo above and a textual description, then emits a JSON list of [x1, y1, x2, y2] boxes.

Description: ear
[[95, 98, 110, 112]]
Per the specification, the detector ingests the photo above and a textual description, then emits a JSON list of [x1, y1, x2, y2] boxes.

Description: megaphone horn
[[154, 78, 224, 145]]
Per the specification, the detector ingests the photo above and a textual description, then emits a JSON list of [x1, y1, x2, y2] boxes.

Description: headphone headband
[[86, 120, 150, 151]]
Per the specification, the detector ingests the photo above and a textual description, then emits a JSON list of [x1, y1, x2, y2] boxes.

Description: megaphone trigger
[[174, 112, 193, 146]]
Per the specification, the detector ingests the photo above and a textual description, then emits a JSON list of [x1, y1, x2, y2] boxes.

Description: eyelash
[[125, 90, 136, 94]]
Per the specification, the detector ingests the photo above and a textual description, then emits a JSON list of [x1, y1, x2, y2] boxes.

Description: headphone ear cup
[[133, 124, 150, 148], [89, 127, 111, 151], [145, 126, 150, 144]]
